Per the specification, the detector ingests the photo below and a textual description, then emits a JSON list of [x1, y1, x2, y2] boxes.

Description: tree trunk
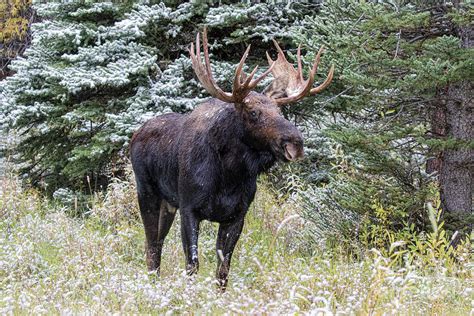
[[438, 21, 474, 234], [439, 81, 474, 234], [426, 93, 446, 175]]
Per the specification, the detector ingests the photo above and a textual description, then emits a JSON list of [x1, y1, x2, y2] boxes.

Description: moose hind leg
[[215, 216, 245, 290], [156, 201, 177, 270], [138, 195, 175, 274]]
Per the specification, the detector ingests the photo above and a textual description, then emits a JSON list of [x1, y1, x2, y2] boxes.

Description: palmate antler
[[265, 41, 335, 106], [188, 28, 275, 104], [189, 29, 334, 106]]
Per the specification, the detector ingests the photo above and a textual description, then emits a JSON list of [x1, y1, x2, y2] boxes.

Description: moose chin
[[130, 29, 333, 289]]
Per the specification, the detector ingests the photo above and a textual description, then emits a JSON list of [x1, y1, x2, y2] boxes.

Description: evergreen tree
[[1, 1, 316, 193], [292, 0, 473, 235]]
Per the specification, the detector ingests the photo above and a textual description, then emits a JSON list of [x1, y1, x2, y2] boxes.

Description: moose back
[[130, 29, 333, 289]]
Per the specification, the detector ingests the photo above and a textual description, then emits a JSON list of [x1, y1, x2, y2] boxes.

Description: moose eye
[[250, 110, 258, 117]]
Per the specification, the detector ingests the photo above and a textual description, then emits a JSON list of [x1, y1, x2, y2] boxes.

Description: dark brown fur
[[131, 91, 304, 288]]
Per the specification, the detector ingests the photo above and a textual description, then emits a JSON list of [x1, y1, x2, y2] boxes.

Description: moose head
[[188, 29, 334, 162]]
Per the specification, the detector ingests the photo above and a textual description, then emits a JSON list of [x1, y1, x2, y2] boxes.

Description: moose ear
[[263, 76, 288, 100]]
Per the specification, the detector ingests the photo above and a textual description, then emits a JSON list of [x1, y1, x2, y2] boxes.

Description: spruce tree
[[293, 0, 473, 234], [1, 1, 316, 193]]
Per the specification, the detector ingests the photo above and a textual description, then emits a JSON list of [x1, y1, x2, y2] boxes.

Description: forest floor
[[0, 175, 472, 314]]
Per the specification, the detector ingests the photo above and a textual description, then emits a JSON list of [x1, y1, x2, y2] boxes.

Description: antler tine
[[201, 30, 210, 76], [248, 61, 276, 90], [297, 44, 303, 82], [188, 42, 194, 59], [189, 29, 234, 103], [242, 65, 259, 88], [272, 39, 286, 58], [308, 46, 334, 95], [232, 45, 251, 95], [196, 32, 201, 66], [310, 64, 335, 95], [189, 28, 275, 104], [311, 46, 323, 77], [266, 51, 274, 65], [195, 32, 208, 83]]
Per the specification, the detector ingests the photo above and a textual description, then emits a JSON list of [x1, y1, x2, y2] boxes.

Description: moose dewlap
[[130, 29, 333, 289]]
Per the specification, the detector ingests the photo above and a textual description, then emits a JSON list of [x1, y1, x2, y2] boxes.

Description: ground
[[0, 176, 472, 314]]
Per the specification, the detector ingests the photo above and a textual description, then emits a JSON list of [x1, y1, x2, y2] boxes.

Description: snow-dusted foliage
[[2, 4, 158, 188], [2, 1, 323, 192], [205, 3, 301, 43]]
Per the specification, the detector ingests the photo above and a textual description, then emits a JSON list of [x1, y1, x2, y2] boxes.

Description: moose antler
[[189, 29, 275, 104], [265, 40, 334, 106]]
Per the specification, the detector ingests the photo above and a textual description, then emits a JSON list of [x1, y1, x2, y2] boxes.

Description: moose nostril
[[278, 137, 303, 159], [279, 136, 292, 145], [281, 137, 302, 146]]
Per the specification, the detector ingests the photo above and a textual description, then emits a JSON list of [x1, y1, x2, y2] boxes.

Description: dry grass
[[0, 175, 472, 314]]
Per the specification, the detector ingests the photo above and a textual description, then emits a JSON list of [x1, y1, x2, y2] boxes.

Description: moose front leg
[[215, 216, 245, 290], [180, 209, 200, 275]]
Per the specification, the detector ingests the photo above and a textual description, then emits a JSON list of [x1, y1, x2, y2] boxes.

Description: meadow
[[1, 173, 472, 314]]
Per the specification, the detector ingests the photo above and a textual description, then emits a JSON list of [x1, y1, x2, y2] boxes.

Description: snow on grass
[[0, 177, 472, 314]]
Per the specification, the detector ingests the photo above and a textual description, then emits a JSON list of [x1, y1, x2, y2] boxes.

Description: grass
[[0, 175, 472, 314]]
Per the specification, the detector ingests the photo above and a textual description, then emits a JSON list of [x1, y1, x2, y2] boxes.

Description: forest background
[[0, 0, 472, 314]]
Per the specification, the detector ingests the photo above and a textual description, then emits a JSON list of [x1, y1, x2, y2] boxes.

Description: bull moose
[[130, 29, 333, 288]]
